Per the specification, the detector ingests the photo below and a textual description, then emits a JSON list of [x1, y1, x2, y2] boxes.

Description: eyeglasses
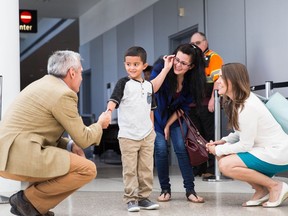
[[174, 57, 191, 67], [191, 40, 205, 46]]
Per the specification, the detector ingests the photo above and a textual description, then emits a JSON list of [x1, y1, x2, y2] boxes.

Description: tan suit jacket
[[0, 75, 103, 178]]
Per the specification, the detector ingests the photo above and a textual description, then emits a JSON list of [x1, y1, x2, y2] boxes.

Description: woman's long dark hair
[[221, 63, 250, 130], [167, 43, 206, 106]]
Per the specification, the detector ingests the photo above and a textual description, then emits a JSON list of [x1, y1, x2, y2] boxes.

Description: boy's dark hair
[[143, 65, 153, 73], [124, 46, 147, 63]]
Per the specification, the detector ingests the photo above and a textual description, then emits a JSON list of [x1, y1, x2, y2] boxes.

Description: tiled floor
[[1, 156, 288, 216]]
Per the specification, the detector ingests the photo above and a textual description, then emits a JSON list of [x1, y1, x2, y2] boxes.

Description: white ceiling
[[19, 0, 102, 19]]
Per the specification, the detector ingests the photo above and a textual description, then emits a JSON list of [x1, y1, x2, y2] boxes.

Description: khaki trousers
[[118, 130, 156, 203], [0, 153, 96, 214]]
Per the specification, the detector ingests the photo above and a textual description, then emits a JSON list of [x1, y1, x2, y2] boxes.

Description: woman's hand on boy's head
[[163, 54, 175, 70]]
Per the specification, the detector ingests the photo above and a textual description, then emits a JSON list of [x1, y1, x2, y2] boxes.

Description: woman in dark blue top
[[150, 43, 206, 203]]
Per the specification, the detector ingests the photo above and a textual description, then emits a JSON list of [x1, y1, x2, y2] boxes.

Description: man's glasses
[[174, 57, 191, 67], [191, 40, 205, 46]]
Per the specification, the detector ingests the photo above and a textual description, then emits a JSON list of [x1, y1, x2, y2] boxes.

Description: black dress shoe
[[11, 206, 55, 216], [9, 190, 54, 216]]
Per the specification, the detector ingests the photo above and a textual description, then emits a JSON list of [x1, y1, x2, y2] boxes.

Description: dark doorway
[[81, 69, 91, 114], [169, 25, 198, 52]]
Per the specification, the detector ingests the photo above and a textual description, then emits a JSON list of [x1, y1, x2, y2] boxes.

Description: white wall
[[79, 0, 159, 46], [103, 28, 118, 105], [178, 0, 204, 32], [206, 0, 288, 95], [206, 0, 246, 65], [153, 0, 178, 58], [116, 18, 135, 79], [246, 0, 288, 88], [134, 6, 155, 65]]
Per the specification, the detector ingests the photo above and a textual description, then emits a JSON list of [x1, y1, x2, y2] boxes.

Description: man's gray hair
[[47, 50, 82, 77]]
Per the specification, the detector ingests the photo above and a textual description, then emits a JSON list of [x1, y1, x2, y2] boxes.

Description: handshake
[[96, 108, 113, 129]]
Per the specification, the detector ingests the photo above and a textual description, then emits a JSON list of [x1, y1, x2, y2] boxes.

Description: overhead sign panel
[[19, 10, 37, 33]]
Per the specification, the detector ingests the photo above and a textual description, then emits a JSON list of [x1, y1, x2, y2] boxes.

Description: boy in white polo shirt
[[106, 46, 158, 212]]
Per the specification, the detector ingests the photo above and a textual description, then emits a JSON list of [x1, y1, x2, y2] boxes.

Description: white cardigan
[[215, 92, 288, 165]]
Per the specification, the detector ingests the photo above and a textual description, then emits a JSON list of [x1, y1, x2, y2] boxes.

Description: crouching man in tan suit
[[0, 50, 110, 216]]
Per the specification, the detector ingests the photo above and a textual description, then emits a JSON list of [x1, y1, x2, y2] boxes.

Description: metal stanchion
[[0, 75, 9, 204], [265, 81, 273, 99], [203, 90, 232, 182], [214, 90, 221, 181]]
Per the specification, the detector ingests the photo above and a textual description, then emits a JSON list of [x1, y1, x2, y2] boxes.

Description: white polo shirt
[[109, 77, 157, 140]]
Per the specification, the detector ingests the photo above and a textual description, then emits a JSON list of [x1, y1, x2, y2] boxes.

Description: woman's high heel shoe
[[263, 182, 288, 208], [242, 194, 269, 207]]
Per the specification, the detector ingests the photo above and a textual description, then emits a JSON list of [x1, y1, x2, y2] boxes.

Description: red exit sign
[[19, 10, 37, 33]]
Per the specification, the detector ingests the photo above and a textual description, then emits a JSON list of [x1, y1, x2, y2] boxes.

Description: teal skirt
[[237, 152, 288, 177]]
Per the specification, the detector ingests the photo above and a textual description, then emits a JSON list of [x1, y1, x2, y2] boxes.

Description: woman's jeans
[[154, 123, 195, 193]]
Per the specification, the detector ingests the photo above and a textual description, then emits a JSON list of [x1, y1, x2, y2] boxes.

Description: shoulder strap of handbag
[[181, 112, 199, 132], [177, 110, 202, 136], [176, 110, 186, 140]]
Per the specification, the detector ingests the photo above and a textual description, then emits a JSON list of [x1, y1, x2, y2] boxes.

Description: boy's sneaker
[[138, 198, 159, 210], [127, 201, 140, 212]]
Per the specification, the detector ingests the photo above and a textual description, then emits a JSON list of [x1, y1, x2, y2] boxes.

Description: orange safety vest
[[204, 49, 223, 83]]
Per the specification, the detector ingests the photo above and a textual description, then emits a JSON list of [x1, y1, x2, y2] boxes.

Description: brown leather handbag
[[177, 110, 209, 166]]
